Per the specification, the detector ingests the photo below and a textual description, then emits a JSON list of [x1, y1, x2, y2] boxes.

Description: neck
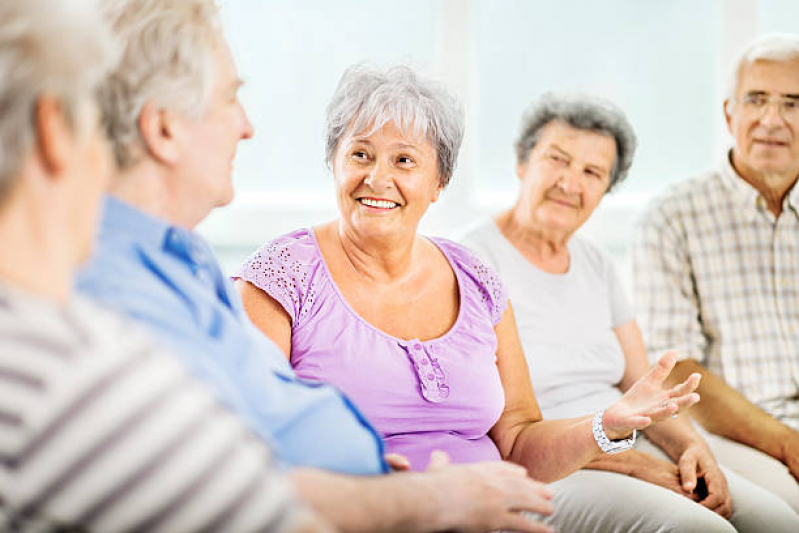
[[496, 205, 572, 272], [0, 186, 73, 303], [731, 151, 798, 217], [334, 221, 419, 284], [110, 161, 205, 230]]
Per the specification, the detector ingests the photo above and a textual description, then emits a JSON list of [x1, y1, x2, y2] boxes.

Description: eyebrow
[[551, 143, 610, 174], [745, 90, 799, 99]]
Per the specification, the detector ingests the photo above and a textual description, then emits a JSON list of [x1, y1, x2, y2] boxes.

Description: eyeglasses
[[737, 93, 799, 121]]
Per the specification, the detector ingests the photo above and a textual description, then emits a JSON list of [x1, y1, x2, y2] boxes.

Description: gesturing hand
[[604, 351, 701, 439]]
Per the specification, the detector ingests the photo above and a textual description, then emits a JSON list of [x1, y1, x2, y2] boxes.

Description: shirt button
[[427, 373, 435, 380], [413, 343, 422, 350], [421, 359, 428, 365]]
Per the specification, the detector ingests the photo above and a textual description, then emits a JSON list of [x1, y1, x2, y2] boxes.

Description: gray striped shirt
[[0, 282, 315, 532]]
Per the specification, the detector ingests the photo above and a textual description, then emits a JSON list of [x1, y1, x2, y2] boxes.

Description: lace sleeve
[[437, 238, 509, 326], [233, 230, 321, 328]]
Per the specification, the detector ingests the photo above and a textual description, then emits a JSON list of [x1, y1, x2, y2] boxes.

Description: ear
[[723, 98, 733, 132], [34, 96, 73, 178], [516, 160, 526, 181], [431, 185, 443, 203], [138, 101, 182, 165]]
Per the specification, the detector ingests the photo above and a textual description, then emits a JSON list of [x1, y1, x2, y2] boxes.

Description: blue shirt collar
[[102, 195, 214, 268]]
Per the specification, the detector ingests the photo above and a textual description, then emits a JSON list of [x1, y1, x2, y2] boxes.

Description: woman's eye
[[351, 150, 368, 160], [397, 155, 415, 165]]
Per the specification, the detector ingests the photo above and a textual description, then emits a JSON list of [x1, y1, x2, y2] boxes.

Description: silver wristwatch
[[592, 409, 636, 454]]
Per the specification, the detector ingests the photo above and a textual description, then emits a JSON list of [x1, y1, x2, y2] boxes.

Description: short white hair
[[99, 0, 222, 168], [325, 64, 465, 188], [0, 0, 116, 203], [727, 33, 799, 100]]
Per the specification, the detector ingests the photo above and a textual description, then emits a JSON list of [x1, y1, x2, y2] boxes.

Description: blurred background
[[203, 0, 799, 277]]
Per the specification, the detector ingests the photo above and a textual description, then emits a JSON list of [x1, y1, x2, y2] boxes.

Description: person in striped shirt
[[0, 0, 325, 530]]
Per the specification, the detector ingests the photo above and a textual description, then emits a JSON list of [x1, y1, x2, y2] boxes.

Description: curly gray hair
[[325, 64, 465, 188], [0, 0, 116, 204], [515, 92, 638, 193]]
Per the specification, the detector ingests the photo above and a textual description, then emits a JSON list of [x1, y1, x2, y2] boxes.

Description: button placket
[[403, 340, 449, 403]]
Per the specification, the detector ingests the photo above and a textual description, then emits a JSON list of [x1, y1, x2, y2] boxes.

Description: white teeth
[[359, 198, 398, 209]]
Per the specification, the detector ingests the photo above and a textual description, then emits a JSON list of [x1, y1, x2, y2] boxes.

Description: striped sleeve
[[0, 299, 319, 533]]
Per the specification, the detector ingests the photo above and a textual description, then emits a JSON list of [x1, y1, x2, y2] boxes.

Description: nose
[[760, 100, 787, 128], [364, 158, 393, 190], [557, 168, 581, 194], [239, 102, 255, 140]]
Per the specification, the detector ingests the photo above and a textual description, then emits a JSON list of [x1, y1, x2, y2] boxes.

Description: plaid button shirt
[[631, 152, 799, 430]]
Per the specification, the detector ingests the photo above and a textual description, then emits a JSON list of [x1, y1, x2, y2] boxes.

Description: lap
[[702, 430, 799, 514], [543, 435, 799, 533]]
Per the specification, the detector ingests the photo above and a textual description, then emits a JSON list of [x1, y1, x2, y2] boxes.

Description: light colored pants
[[543, 436, 799, 532], [702, 430, 799, 514]]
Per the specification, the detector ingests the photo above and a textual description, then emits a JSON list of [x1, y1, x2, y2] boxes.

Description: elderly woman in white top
[[461, 93, 799, 532]]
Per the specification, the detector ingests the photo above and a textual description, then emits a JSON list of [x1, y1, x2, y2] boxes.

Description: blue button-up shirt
[[78, 196, 387, 475]]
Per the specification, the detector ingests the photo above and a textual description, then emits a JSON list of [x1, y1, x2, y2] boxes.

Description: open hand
[[604, 352, 701, 439], [426, 451, 555, 533]]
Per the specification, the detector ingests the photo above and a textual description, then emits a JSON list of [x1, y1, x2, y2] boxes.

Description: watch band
[[592, 409, 636, 455]]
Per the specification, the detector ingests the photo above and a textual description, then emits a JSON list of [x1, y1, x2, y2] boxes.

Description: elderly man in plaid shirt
[[632, 33, 799, 513]]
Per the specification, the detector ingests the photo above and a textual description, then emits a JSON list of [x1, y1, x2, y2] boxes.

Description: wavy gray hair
[[0, 0, 116, 204], [726, 33, 799, 101], [515, 92, 637, 193], [325, 64, 465, 188], [99, 0, 222, 169]]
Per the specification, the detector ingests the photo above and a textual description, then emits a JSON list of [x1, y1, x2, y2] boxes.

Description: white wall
[[202, 0, 799, 274]]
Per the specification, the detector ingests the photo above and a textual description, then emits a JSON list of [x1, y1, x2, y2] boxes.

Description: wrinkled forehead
[[344, 113, 433, 148], [735, 58, 799, 97]]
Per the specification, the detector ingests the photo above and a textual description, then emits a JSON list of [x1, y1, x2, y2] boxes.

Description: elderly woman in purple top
[[234, 64, 699, 481]]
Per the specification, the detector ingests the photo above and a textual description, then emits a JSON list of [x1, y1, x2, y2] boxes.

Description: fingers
[[384, 453, 411, 472], [696, 471, 732, 518], [426, 450, 450, 470], [668, 372, 701, 396], [645, 351, 678, 386], [497, 511, 555, 533], [677, 453, 698, 492]]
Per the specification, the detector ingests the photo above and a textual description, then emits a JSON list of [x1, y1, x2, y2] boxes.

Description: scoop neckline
[[306, 227, 466, 346], [487, 218, 575, 279]]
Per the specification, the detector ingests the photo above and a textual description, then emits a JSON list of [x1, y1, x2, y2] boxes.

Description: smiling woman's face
[[333, 120, 442, 241], [516, 120, 616, 235]]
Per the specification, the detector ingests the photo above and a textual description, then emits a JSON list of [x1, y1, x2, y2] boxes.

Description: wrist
[[592, 409, 636, 455]]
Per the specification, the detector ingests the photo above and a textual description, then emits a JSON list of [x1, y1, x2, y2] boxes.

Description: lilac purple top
[[235, 228, 509, 470]]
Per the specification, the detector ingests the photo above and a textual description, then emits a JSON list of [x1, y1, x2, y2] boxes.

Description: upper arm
[[488, 302, 543, 459], [631, 204, 706, 362], [614, 320, 652, 392], [235, 279, 293, 360]]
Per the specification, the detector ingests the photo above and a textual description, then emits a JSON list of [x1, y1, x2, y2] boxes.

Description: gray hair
[[325, 64, 465, 188], [0, 0, 116, 204], [515, 92, 637, 193], [99, 0, 222, 169], [726, 33, 799, 100]]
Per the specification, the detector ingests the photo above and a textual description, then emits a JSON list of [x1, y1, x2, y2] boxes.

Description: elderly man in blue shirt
[[77, 1, 555, 532]]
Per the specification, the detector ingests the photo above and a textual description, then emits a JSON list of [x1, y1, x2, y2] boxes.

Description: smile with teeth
[[358, 198, 400, 209]]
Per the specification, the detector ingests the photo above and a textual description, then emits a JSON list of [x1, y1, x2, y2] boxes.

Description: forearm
[[666, 359, 793, 460], [507, 417, 602, 482], [583, 449, 648, 476], [290, 468, 447, 533], [643, 415, 704, 462]]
